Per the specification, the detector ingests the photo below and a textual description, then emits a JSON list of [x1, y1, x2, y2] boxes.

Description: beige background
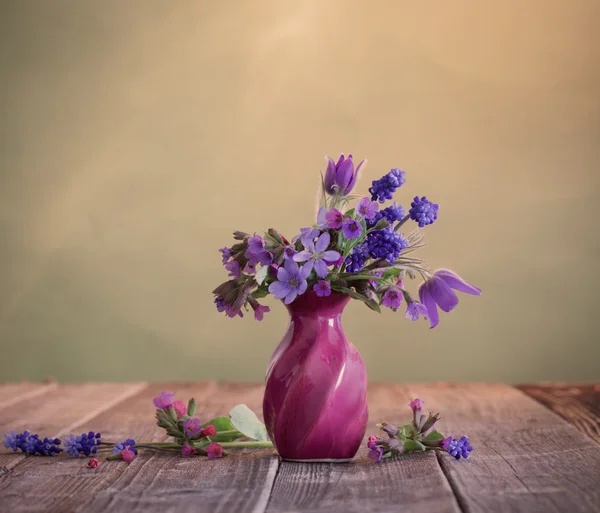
[[1, 1, 599, 383]]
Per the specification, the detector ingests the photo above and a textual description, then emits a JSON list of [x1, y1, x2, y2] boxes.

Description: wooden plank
[[0, 381, 58, 410], [82, 382, 279, 513], [406, 383, 600, 513], [0, 382, 211, 513], [0, 382, 147, 472], [266, 383, 462, 513], [516, 382, 600, 444]]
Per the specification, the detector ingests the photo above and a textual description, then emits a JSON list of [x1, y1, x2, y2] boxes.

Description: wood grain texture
[[406, 383, 600, 513], [517, 383, 600, 444], [266, 383, 462, 513], [0, 382, 146, 472], [83, 382, 279, 513], [0, 381, 58, 410]]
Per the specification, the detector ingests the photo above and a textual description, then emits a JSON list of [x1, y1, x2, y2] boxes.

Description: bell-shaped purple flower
[[323, 154, 366, 196], [418, 269, 481, 329]]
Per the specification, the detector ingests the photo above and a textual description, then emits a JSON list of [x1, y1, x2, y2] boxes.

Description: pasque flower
[[324, 154, 366, 196], [293, 232, 341, 278], [268, 257, 311, 304], [418, 269, 482, 328]]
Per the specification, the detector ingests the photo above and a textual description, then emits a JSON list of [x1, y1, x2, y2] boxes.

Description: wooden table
[[0, 382, 599, 513]]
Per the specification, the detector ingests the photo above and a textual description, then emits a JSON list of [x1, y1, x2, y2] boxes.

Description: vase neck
[[285, 291, 350, 318]]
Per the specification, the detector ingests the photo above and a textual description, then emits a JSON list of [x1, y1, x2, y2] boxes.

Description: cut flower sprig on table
[[3, 391, 273, 463], [214, 153, 481, 326], [367, 398, 473, 463]]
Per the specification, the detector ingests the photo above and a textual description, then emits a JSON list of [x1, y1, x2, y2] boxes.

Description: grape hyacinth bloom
[[356, 197, 379, 220], [369, 169, 406, 203], [206, 442, 224, 460], [184, 418, 202, 437], [341, 218, 362, 239], [382, 289, 403, 311], [344, 244, 369, 273], [325, 208, 344, 229], [367, 202, 406, 229], [442, 436, 473, 460], [244, 235, 273, 267], [324, 154, 366, 196], [63, 432, 101, 457], [313, 280, 331, 297], [366, 230, 409, 263], [153, 391, 175, 410], [268, 257, 311, 304], [294, 232, 341, 278], [3, 430, 18, 451], [418, 269, 482, 329], [219, 247, 231, 264], [112, 439, 138, 455], [409, 196, 439, 228], [405, 301, 428, 321]]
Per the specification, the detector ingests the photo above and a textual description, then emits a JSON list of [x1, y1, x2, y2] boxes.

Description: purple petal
[[321, 250, 341, 261], [293, 251, 312, 263], [296, 279, 308, 295], [336, 158, 354, 192], [315, 232, 330, 253], [324, 156, 336, 193], [284, 258, 300, 275], [419, 283, 439, 329], [300, 260, 314, 277], [429, 277, 458, 313], [317, 206, 328, 228], [435, 269, 482, 296], [302, 237, 316, 253], [347, 159, 366, 193], [269, 281, 292, 299], [284, 290, 298, 304], [314, 259, 328, 278], [277, 268, 291, 282]]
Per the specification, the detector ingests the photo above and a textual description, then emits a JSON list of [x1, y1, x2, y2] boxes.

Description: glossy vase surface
[[263, 291, 368, 462]]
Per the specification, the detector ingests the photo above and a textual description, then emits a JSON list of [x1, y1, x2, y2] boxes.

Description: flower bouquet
[[214, 154, 481, 461]]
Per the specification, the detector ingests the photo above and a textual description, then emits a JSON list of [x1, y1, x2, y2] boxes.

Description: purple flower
[[325, 208, 344, 229], [153, 391, 175, 409], [268, 258, 311, 304], [225, 260, 241, 278], [324, 154, 366, 196], [244, 235, 273, 267], [341, 219, 362, 239], [184, 418, 202, 437], [368, 271, 383, 288], [409, 196, 439, 228], [442, 436, 473, 460], [206, 442, 224, 460], [316, 206, 329, 228], [368, 444, 384, 463], [367, 202, 405, 229], [3, 430, 18, 451], [344, 244, 369, 273], [249, 299, 270, 321], [366, 230, 408, 263], [63, 432, 101, 457], [225, 305, 243, 318], [409, 398, 424, 412], [214, 297, 226, 313], [356, 197, 378, 220], [405, 301, 428, 321], [382, 289, 402, 311], [219, 247, 231, 264], [293, 232, 341, 278], [283, 246, 297, 259], [112, 439, 138, 455], [313, 280, 331, 297], [418, 269, 482, 329], [182, 443, 196, 457], [370, 169, 406, 203], [292, 227, 320, 245]]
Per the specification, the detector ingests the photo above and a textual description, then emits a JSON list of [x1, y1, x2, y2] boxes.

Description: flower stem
[[219, 441, 273, 449], [393, 214, 411, 232]]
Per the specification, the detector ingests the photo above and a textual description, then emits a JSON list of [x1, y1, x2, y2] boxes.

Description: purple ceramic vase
[[263, 290, 368, 462]]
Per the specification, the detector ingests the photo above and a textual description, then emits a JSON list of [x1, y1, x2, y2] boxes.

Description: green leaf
[[422, 430, 445, 442], [255, 266, 269, 286], [332, 285, 381, 313], [267, 228, 283, 244], [202, 416, 234, 432], [187, 398, 197, 417], [373, 218, 390, 231], [229, 404, 269, 442], [403, 440, 427, 452], [251, 287, 269, 299], [345, 208, 356, 217]]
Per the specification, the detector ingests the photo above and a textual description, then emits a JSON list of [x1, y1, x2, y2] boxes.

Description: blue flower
[[369, 169, 406, 203], [3, 430, 18, 451], [112, 438, 138, 455], [63, 431, 101, 457], [366, 202, 406, 229], [442, 436, 473, 460], [344, 244, 369, 273], [409, 196, 439, 227], [268, 257, 311, 304], [293, 232, 341, 278], [3, 430, 62, 455], [366, 230, 409, 264]]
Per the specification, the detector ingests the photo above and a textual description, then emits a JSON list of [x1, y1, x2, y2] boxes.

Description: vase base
[[282, 457, 352, 463]]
